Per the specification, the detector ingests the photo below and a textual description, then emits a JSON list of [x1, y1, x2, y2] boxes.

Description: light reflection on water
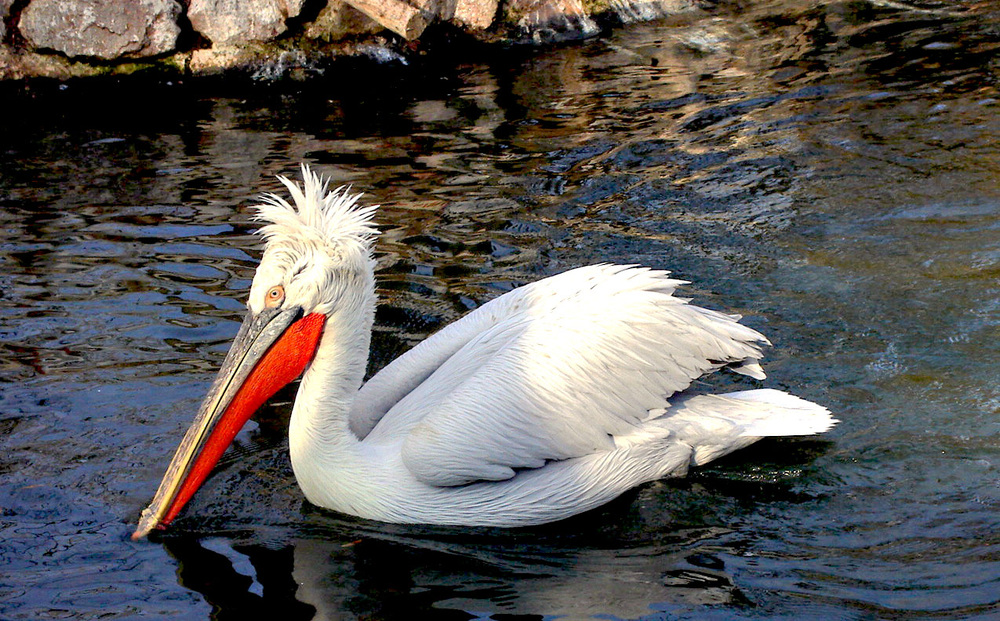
[[1, 0, 999, 618]]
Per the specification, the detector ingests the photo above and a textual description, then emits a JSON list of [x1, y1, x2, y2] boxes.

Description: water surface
[[1, 0, 999, 618]]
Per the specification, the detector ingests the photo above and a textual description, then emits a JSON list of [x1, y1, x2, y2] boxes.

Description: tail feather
[[730, 358, 767, 380], [660, 388, 837, 466], [728, 389, 837, 436]]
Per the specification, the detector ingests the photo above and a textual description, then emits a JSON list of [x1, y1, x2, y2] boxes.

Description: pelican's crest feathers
[[253, 164, 379, 262]]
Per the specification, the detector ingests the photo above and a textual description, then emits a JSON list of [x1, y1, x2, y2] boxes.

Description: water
[[2, 0, 999, 618]]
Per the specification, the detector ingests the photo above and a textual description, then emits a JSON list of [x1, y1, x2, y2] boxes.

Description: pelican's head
[[249, 167, 379, 319], [133, 165, 378, 540]]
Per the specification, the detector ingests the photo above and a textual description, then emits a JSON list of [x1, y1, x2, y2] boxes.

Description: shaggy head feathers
[[246, 165, 379, 315], [254, 164, 379, 263]]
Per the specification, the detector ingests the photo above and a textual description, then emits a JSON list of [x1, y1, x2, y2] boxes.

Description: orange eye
[[265, 285, 285, 308]]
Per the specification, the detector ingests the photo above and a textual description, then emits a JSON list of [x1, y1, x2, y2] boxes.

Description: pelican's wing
[[358, 265, 769, 487]]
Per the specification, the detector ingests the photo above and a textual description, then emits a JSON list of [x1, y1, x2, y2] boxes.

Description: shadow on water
[[2, 0, 999, 619]]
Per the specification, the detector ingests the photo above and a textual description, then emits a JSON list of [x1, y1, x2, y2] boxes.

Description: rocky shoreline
[[0, 0, 696, 81]]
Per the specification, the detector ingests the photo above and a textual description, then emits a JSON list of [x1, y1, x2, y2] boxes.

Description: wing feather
[[360, 265, 768, 487]]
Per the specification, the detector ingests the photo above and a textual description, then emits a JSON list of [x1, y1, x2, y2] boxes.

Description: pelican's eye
[[265, 285, 285, 308]]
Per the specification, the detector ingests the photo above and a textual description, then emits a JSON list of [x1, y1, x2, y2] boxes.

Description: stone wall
[[0, 0, 697, 80]]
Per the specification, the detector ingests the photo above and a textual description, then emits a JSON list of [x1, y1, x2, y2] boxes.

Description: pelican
[[133, 165, 835, 539]]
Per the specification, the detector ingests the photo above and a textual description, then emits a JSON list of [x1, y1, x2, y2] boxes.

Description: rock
[[18, 0, 182, 60], [602, 0, 696, 24], [304, 0, 382, 42], [453, 0, 497, 30], [1, 0, 15, 39], [189, 45, 314, 79], [188, 0, 309, 46], [189, 46, 260, 75], [341, 0, 429, 40], [506, 0, 599, 40], [0, 46, 70, 80]]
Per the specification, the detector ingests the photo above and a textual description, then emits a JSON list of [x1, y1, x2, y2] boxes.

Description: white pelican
[[133, 165, 835, 539]]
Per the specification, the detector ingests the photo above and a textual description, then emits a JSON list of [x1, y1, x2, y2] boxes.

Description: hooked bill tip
[[132, 508, 164, 541]]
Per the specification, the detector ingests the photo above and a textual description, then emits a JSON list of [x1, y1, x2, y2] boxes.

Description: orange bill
[[133, 307, 325, 540]]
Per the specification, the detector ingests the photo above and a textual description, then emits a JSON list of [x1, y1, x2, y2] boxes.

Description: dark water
[[2, 1, 999, 618]]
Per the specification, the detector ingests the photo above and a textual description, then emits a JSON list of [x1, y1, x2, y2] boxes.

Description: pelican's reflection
[[165, 520, 748, 619], [162, 439, 832, 617], [164, 536, 317, 620]]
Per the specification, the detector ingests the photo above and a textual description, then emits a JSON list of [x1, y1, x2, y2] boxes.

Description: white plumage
[[233, 165, 837, 527], [134, 164, 836, 538]]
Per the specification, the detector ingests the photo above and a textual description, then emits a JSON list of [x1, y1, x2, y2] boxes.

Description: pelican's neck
[[288, 271, 376, 505]]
